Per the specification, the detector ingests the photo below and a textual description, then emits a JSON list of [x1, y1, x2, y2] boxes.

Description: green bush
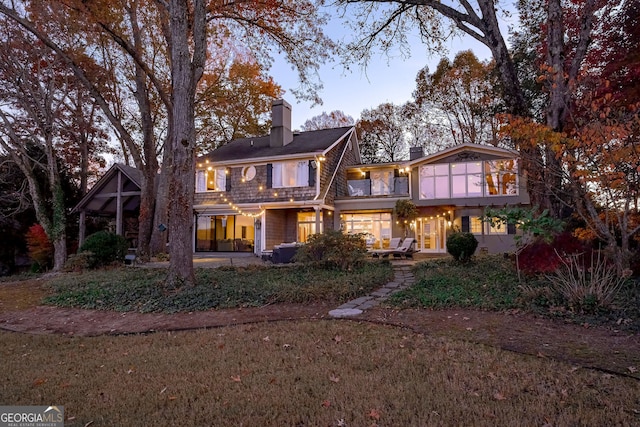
[[293, 230, 367, 269], [79, 231, 129, 268], [446, 232, 478, 262]]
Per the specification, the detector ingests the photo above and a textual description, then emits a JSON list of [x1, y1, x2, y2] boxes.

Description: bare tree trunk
[[165, 0, 206, 287]]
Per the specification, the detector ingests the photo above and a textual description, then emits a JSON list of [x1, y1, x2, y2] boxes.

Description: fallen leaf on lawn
[[537, 352, 546, 358], [463, 317, 470, 320], [84, 421, 94, 427], [32, 378, 47, 387], [561, 388, 569, 398], [336, 419, 347, 427], [322, 400, 331, 408], [466, 327, 473, 331], [231, 375, 241, 382], [334, 335, 342, 343], [262, 336, 270, 342], [283, 344, 292, 349], [126, 367, 135, 374], [628, 366, 638, 373], [368, 409, 381, 420], [329, 373, 340, 383], [168, 396, 177, 401], [159, 386, 167, 394], [269, 378, 277, 384], [568, 366, 579, 373], [493, 392, 507, 401]]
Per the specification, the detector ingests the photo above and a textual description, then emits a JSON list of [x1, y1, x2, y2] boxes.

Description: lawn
[[43, 262, 393, 313], [389, 255, 640, 332], [1, 321, 638, 426]]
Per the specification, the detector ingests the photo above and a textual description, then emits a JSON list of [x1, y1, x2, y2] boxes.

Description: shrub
[[547, 250, 628, 314], [63, 252, 93, 272], [25, 224, 53, 272], [446, 232, 478, 262], [518, 232, 591, 275], [293, 230, 367, 269], [79, 231, 129, 268]]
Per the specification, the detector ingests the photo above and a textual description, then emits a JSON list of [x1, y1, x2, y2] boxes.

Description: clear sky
[[269, 4, 513, 130]]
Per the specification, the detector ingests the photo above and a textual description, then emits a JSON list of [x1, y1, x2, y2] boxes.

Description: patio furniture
[[368, 237, 402, 258], [272, 243, 300, 264], [391, 238, 417, 259]]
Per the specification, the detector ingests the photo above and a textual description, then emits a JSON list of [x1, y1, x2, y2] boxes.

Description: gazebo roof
[[73, 163, 142, 215]]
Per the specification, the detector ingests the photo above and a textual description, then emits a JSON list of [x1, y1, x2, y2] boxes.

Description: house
[[334, 144, 530, 254], [194, 99, 359, 254], [79, 99, 530, 257]]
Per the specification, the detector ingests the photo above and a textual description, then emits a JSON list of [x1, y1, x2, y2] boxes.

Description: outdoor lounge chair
[[391, 238, 416, 259], [369, 237, 402, 258]]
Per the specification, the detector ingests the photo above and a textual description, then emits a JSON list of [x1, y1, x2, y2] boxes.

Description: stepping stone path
[[329, 264, 415, 318]]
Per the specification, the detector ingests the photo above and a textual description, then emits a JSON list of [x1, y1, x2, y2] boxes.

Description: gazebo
[[73, 163, 141, 246]]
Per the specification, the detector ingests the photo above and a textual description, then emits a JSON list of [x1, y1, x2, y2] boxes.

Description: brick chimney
[[409, 146, 424, 160], [270, 99, 293, 147]]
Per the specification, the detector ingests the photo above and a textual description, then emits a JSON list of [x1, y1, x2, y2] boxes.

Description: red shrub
[[26, 224, 53, 270], [517, 232, 591, 275]]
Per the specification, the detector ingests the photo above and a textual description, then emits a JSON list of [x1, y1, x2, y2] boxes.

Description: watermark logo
[[0, 406, 64, 427]]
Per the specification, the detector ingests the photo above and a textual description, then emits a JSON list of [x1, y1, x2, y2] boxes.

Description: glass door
[[416, 217, 446, 253]]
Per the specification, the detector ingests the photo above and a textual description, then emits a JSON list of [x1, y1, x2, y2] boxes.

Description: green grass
[[43, 262, 394, 313], [1, 321, 638, 426], [389, 255, 521, 310]]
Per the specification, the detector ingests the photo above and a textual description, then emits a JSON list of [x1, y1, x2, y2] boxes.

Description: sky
[[269, 4, 514, 130]]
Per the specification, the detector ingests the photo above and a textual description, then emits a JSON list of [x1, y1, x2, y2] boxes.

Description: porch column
[[78, 210, 86, 246], [116, 170, 123, 235], [315, 207, 321, 235]]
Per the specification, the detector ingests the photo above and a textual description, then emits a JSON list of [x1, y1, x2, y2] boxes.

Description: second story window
[[196, 167, 226, 192], [485, 159, 518, 196], [419, 164, 450, 199], [273, 161, 309, 188]]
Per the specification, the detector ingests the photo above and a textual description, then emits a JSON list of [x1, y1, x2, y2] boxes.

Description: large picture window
[[451, 162, 483, 198], [485, 159, 518, 196], [419, 164, 450, 199], [419, 158, 519, 199], [273, 161, 309, 188], [196, 167, 226, 192], [342, 213, 392, 249]]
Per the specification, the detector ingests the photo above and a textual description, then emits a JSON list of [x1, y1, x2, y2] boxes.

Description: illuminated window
[[273, 161, 309, 188], [196, 167, 226, 192]]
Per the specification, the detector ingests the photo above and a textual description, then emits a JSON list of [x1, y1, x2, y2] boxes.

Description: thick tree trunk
[[151, 150, 170, 255], [165, 0, 206, 287], [52, 236, 67, 271]]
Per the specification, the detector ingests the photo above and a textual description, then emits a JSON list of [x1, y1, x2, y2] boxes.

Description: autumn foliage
[[25, 224, 53, 271]]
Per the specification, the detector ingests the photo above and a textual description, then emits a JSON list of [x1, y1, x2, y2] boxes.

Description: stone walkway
[[329, 262, 415, 317]]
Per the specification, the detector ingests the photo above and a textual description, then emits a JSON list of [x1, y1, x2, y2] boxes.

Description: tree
[[300, 110, 355, 131], [0, 22, 83, 271], [196, 55, 283, 152], [335, 0, 608, 216], [413, 50, 502, 146], [1, 0, 334, 286], [357, 103, 406, 163]]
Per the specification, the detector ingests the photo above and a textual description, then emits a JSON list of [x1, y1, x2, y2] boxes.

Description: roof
[[73, 163, 142, 214], [202, 126, 354, 164], [407, 143, 518, 166]]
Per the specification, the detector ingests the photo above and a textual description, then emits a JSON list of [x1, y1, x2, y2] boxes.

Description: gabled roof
[[407, 143, 518, 166], [73, 163, 142, 214], [202, 126, 355, 164]]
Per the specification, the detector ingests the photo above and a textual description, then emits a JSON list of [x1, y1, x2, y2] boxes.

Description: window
[[451, 162, 483, 198], [485, 159, 518, 196], [196, 167, 226, 192], [470, 217, 484, 234], [342, 213, 392, 249], [298, 211, 322, 242], [273, 161, 309, 188], [419, 164, 450, 199], [370, 170, 393, 195]]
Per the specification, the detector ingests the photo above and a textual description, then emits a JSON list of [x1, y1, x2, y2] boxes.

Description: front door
[[416, 217, 446, 253]]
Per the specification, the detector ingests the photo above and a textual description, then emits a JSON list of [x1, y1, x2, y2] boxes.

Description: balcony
[[347, 177, 409, 197]]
